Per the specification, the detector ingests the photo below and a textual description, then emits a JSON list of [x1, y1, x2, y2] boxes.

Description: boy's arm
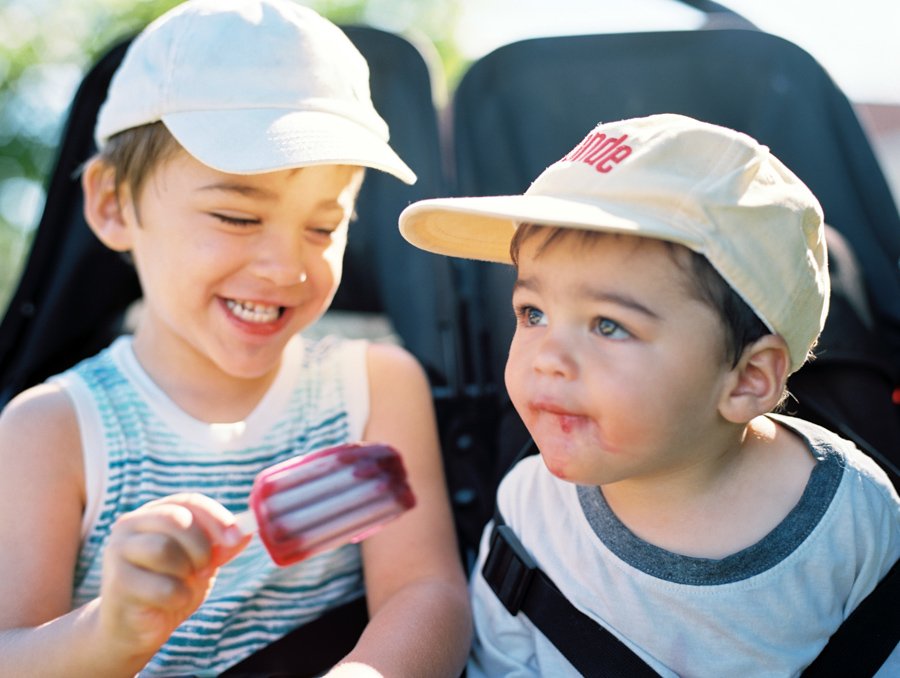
[[336, 344, 472, 677], [0, 385, 248, 677], [0, 384, 111, 675]]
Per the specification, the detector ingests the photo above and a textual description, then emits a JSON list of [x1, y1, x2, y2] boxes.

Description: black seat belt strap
[[482, 515, 660, 678]]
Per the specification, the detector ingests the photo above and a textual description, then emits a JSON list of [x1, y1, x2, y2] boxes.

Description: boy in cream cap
[[401, 113, 899, 676], [0, 1, 471, 676]]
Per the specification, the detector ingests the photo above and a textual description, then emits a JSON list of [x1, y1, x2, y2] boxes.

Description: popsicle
[[236, 442, 416, 566]]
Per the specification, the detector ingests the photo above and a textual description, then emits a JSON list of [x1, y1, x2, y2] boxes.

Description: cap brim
[[163, 108, 416, 184], [399, 194, 702, 263]]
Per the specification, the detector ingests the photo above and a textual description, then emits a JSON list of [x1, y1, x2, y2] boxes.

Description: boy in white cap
[[0, 1, 471, 676], [400, 113, 900, 676]]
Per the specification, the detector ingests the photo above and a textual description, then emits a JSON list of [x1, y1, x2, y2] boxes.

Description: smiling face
[[98, 149, 364, 391], [505, 228, 742, 487]]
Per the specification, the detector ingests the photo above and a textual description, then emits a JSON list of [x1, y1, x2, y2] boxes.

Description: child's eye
[[305, 226, 338, 244], [212, 213, 259, 227], [593, 317, 630, 340], [515, 305, 546, 327]]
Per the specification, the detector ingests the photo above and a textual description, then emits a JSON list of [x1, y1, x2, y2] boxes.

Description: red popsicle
[[237, 443, 416, 566]]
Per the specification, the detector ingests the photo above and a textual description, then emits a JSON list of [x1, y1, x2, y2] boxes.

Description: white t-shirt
[[468, 415, 900, 677]]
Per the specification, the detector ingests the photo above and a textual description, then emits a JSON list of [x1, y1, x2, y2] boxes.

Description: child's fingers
[[160, 493, 251, 568], [113, 501, 216, 574], [113, 558, 196, 611], [117, 531, 200, 579], [115, 493, 249, 573]]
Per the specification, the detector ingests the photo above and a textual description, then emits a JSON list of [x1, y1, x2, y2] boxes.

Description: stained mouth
[[225, 299, 285, 324]]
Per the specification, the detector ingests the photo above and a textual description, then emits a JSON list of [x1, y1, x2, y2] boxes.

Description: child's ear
[[718, 334, 791, 424], [81, 157, 134, 252]]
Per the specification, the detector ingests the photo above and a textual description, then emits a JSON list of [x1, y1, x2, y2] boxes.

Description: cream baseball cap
[[94, 0, 416, 184], [400, 113, 829, 373]]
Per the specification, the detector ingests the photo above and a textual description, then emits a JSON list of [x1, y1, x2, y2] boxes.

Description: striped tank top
[[51, 334, 370, 676]]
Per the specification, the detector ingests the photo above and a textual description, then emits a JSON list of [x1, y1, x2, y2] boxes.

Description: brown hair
[[94, 121, 183, 205]]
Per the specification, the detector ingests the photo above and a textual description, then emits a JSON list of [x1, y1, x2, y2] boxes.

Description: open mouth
[[225, 299, 285, 324]]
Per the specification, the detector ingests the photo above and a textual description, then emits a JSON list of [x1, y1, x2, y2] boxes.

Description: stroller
[[1, 1, 897, 674]]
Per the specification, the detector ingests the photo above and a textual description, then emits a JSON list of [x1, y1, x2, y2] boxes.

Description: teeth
[[225, 299, 282, 323]]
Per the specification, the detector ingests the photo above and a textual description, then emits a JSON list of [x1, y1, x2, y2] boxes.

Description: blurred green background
[[0, 0, 466, 316]]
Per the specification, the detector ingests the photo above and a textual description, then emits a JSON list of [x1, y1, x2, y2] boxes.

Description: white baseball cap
[[400, 113, 829, 373], [95, 0, 416, 184]]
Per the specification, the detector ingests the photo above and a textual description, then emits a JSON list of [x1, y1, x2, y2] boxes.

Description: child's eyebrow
[[196, 169, 306, 198], [197, 181, 277, 199], [581, 287, 661, 320], [195, 183, 349, 214], [512, 277, 537, 294], [513, 277, 660, 319]]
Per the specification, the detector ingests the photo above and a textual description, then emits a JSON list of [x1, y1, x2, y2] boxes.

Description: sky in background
[[453, 0, 900, 104]]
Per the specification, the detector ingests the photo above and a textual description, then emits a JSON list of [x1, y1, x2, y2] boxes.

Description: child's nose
[[251, 230, 307, 286], [532, 330, 578, 379]]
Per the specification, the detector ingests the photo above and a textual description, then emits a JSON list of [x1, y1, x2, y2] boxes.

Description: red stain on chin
[[541, 452, 572, 482], [543, 458, 572, 481], [558, 414, 579, 434]]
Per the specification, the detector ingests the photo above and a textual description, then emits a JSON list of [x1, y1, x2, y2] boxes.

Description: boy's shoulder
[[0, 337, 134, 473], [0, 380, 83, 491], [0, 380, 77, 435], [771, 413, 899, 503]]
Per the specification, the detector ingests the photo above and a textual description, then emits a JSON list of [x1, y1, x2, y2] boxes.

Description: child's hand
[[97, 493, 249, 657]]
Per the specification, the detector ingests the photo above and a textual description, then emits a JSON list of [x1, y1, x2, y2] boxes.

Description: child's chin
[[538, 450, 579, 483], [216, 351, 283, 381]]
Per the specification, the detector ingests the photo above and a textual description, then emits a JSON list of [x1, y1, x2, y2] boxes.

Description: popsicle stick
[[233, 509, 258, 535]]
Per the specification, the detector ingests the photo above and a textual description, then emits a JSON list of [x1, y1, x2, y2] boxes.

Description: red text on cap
[[562, 132, 632, 173]]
